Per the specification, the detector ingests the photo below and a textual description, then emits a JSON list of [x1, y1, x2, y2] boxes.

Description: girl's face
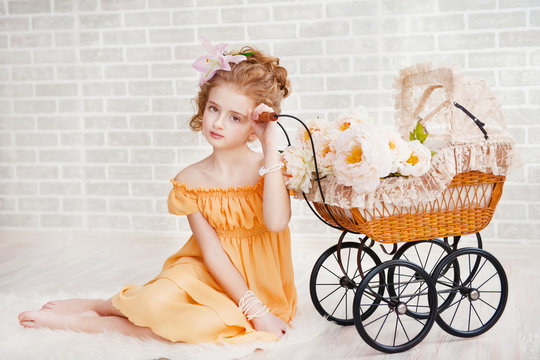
[[202, 82, 256, 149]]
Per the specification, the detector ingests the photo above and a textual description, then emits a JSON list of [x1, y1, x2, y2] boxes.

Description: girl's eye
[[209, 105, 217, 112], [231, 115, 240, 122]]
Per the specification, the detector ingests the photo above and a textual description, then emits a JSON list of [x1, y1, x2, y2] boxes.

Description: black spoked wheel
[[432, 248, 508, 337], [388, 239, 459, 317], [310, 241, 383, 325], [353, 260, 438, 353]]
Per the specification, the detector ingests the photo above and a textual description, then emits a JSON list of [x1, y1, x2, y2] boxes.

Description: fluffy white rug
[[0, 269, 330, 360]]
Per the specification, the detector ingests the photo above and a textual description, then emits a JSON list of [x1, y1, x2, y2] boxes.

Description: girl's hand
[[250, 312, 289, 339], [249, 103, 278, 149]]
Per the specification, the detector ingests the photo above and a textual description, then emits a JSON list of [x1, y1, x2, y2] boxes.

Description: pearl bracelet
[[258, 163, 283, 176], [238, 290, 269, 321]]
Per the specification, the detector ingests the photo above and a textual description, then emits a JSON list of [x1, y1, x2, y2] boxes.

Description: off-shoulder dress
[[112, 177, 297, 344]]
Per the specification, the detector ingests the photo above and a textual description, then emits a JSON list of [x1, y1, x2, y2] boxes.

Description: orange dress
[[112, 177, 297, 344]]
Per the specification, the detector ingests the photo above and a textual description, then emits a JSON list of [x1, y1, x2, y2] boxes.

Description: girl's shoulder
[[173, 162, 207, 189]]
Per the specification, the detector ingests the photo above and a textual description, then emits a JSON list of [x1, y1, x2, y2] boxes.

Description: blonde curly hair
[[189, 46, 291, 132]]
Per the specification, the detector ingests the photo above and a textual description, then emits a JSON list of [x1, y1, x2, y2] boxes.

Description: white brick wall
[[1, 0, 539, 242]]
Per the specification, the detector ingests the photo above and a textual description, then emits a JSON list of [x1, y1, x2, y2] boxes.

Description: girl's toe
[[18, 311, 37, 326], [18, 311, 29, 321], [21, 320, 36, 328], [42, 301, 54, 309]]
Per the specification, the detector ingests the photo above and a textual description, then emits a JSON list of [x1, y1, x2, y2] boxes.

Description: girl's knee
[[136, 281, 177, 320]]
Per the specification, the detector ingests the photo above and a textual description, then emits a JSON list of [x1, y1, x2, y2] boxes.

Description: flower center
[[205, 58, 220, 77], [322, 146, 331, 157], [283, 163, 292, 178], [340, 122, 351, 131], [406, 153, 419, 165], [304, 127, 320, 141], [389, 141, 395, 150], [346, 146, 363, 164]]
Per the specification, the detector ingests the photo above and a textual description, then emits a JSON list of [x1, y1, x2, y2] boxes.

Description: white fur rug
[[1, 292, 330, 360], [0, 268, 330, 360]]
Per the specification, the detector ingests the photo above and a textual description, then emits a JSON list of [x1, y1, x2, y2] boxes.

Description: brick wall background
[[1, 0, 539, 242]]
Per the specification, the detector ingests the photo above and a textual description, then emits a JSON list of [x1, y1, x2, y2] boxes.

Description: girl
[[18, 38, 296, 344]]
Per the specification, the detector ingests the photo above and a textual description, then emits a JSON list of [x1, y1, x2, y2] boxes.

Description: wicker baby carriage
[[269, 64, 516, 353]]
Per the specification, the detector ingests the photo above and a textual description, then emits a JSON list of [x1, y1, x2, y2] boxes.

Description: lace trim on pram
[[294, 139, 516, 210]]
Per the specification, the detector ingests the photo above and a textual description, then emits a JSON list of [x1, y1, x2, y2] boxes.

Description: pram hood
[[393, 63, 512, 149]]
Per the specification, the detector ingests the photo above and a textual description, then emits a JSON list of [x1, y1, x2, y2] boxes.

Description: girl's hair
[[189, 46, 291, 132]]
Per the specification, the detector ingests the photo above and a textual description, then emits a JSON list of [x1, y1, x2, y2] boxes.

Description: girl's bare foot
[[40, 298, 102, 315], [18, 311, 80, 330], [18, 310, 168, 341]]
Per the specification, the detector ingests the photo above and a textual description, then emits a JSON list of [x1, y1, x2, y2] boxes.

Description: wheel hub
[[468, 289, 480, 301], [395, 302, 407, 315], [339, 276, 356, 289]]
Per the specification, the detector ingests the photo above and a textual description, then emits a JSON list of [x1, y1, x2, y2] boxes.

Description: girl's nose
[[213, 115, 225, 129]]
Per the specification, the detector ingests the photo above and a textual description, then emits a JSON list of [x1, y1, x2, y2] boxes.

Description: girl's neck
[[208, 145, 257, 176]]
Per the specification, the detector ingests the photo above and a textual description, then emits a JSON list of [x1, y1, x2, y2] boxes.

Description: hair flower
[[192, 36, 248, 86]]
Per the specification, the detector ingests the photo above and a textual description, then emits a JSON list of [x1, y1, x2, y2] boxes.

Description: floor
[[0, 229, 539, 359]]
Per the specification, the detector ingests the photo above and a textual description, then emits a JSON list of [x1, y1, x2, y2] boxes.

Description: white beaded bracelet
[[238, 290, 269, 321], [247, 305, 269, 321], [258, 163, 283, 176]]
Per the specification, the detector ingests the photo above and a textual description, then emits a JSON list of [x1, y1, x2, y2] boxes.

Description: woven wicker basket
[[312, 171, 505, 244]]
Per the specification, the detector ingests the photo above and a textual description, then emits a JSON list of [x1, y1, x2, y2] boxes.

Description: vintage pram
[[262, 64, 517, 353]]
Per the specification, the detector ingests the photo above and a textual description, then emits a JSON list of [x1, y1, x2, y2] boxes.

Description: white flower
[[282, 143, 315, 193], [293, 117, 337, 177], [333, 124, 393, 193], [334, 106, 371, 133], [313, 130, 338, 177], [386, 131, 411, 174], [398, 140, 431, 177], [296, 117, 327, 144], [315, 142, 336, 177]]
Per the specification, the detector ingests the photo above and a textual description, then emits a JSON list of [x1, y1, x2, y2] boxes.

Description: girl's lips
[[210, 131, 224, 139]]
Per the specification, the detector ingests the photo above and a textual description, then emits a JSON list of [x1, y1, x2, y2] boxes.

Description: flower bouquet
[[282, 107, 433, 202]]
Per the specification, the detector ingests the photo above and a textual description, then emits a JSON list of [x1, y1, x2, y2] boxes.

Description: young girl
[[18, 38, 296, 344]]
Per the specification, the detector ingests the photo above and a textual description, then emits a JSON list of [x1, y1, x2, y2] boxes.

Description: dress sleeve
[[167, 182, 199, 216]]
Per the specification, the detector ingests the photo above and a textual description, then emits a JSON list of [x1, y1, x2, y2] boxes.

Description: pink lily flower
[[192, 36, 247, 86]]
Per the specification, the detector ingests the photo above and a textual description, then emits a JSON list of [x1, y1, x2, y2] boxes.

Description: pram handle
[[453, 102, 489, 140], [257, 112, 279, 122]]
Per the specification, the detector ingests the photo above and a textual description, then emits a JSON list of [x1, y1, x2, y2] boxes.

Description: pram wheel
[[353, 260, 437, 353], [432, 248, 508, 337], [388, 239, 459, 317], [310, 241, 383, 325]]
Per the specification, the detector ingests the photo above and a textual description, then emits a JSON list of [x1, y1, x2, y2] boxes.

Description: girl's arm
[[250, 104, 291, 232], [261, 138, 291, 232], [187, 211, 288, 337], [188, 211, 249, 302]]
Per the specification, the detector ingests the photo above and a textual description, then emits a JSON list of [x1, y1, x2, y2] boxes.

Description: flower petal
[[201, 69, 218, 84], [192, 56, 212, 72], [225, 54, 247, 64], [219, 57, 231, 71], [214, 42, 228, 55], [199, 36, 213, 52]]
